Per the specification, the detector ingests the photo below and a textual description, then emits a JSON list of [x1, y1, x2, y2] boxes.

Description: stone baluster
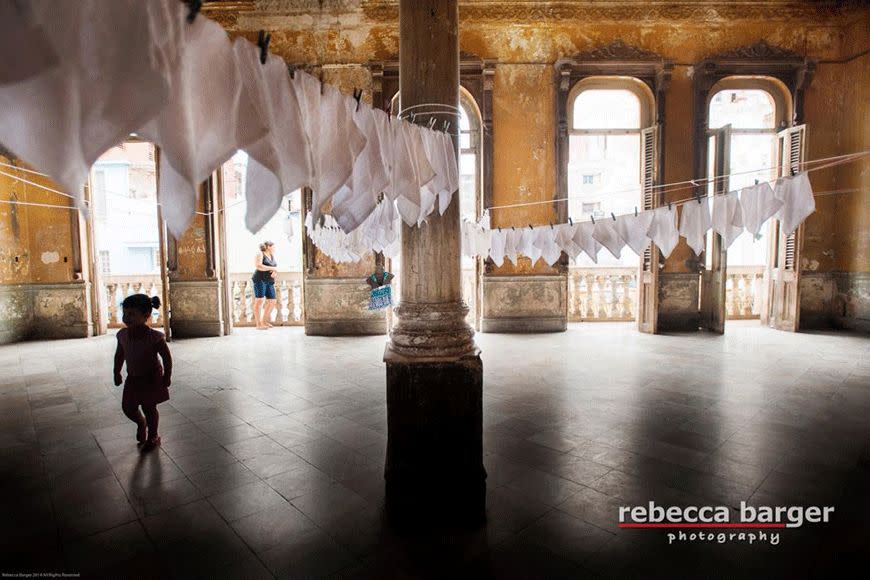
[[584, 274, 595, 319], [106, 283, 118, 326], [596, 276, 607, 318], [621, 275, 632, 319]]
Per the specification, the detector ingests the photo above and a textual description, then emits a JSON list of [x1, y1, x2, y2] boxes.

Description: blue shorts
[[252, 279, 276, 299]]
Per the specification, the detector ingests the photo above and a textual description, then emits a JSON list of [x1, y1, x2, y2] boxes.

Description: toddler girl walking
[[113, 294, 172, 449]]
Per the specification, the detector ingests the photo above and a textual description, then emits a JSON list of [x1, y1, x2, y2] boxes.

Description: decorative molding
[[568, 40, 661, 63], [707, 40, 806, 62], [360, 1, 863, 24]]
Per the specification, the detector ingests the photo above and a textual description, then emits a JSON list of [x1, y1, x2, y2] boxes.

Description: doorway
[[89, 141, 169, 333], [219, 151, 305, 329]]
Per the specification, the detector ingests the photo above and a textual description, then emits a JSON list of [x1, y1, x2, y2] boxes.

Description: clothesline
[[1, 150, 867, 220], [483, 149, 870, 212], [0, 186, 862, 214], [465, 170, 820, 268]]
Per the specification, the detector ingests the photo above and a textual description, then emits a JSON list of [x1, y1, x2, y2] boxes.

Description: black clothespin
[[668, 201, 673, 211], [353, 88, 363, 112], [754, 178, 759, 185], [550, 222, 554, 230], [611, 212, 616, 221], [790, 167, 797, 177], [591, 215, 595, 224], [568, 217, 573, 226], [257, 30, 271, 65], [634, 206, 638, 217], [694, 186, 702, 204], [528, 224, 533, 230], [186, 0, 202, 23]]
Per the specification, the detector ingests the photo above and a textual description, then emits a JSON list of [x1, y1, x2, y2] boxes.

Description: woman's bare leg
[[263, 299, 276, 327], [253, 297, 266, 329]]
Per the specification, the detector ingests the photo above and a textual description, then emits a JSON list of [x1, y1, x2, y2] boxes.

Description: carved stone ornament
[[570, 40, 662, 62], [707, 40, 805, 62]]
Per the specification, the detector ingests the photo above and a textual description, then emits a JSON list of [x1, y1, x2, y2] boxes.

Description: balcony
[[725, 265, 764, 319], [568, 267, 637, 322], [230, 272, 304, 327], [102, 275, 165, 328]]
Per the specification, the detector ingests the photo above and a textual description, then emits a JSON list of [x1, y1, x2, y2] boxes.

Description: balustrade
[[725, 265, 764, 320], [568, 267, 637, 322], [229, 272, 304, 327], [102, 275, 164, 328]]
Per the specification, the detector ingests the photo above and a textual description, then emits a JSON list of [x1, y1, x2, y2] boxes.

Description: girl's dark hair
[[259, 240, 274, 252], [121, 294, 160, 314]]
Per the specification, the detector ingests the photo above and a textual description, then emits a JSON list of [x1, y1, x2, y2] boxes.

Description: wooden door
[[637, 125, 660, 334], [700, 125, 730, 334], [767, 124, 806, 332]]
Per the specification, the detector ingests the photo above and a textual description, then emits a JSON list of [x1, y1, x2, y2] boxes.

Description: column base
[[384, 347, 486, 526]]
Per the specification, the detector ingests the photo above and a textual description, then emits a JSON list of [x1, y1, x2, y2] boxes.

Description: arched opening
[[706, 77, 791, 323], [567, 77, 655, 322], [90, 141, 167, 331]]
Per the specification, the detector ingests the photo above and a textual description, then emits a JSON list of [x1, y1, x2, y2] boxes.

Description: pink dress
[[117, 327, 170, 407]]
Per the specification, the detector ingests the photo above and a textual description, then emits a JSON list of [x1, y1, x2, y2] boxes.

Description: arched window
[[567, 77, 655, 267], [707, 77, 791, 268]]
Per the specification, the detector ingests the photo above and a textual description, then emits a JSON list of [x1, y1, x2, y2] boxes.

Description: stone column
[[384, 0, 485, 524]]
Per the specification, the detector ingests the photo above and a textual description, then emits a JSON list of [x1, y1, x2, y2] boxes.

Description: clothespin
[[668, 201, 673, 211], [528, 224, 533, 230], [591, 215, 595, 224], [444, 121, 451, 132], [634, 206, 638, 217], [694, 186, 702, 204], [568, 217, 573, 226], [754, 178, 759, 185], [353, 88, 363, 112], [186, 0, 202, 23], [790, 167, 797, 177], [428, 118, 437, 130], [257, 30, 271, 65], [611, 212, 616, 221], [550, 222, 554, 230]]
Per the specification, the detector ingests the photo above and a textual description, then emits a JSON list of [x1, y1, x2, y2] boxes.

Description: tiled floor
[[1, 322, 868, 578]]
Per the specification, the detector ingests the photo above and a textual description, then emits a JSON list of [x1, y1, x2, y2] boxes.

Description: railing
[[568, 267, 637, 322], [230, 272, 304, 326], [725, 265, 764, 319], [103, 275, 165, 328]]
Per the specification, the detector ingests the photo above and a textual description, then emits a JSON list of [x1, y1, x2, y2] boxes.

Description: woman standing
[[252, 241, 278, 330]]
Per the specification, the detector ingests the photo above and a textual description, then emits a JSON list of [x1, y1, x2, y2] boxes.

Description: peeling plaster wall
[[224, 2, 868, 332], [0, 157, 92, 343]]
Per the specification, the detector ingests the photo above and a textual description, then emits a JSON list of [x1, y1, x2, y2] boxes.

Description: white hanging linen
[[139, 10, 269, 238], [646, 205, 679, 258], [518, 227, 543, 264], [592, 219, 625, 259], [0, 1, 59, 85], [234, 39, 309, 235], [711, 191, 744, 248], [504, 228, 521, 266], [615, 212, 653, 256], [439, 130, 459, 214], [313, 83, 367, 223], [534, 227, 563, 266], [0, 0, 183, 210], [331, 101, 389, 233], [775, 172, 815, 235], [572, 222, 601, 263], [418, 126, 448, 223], [489, 228, 506, 267], [740, 181, 782, 237], [555, 223, 581, 259], [679, 198, 712, 256]]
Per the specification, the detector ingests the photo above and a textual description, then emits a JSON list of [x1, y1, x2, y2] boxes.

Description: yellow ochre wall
[[220, 2, 867, 275]]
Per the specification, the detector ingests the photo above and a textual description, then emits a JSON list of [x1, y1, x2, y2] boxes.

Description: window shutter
[[779, 124, 805, 273], [640, 125, 658, 272]]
